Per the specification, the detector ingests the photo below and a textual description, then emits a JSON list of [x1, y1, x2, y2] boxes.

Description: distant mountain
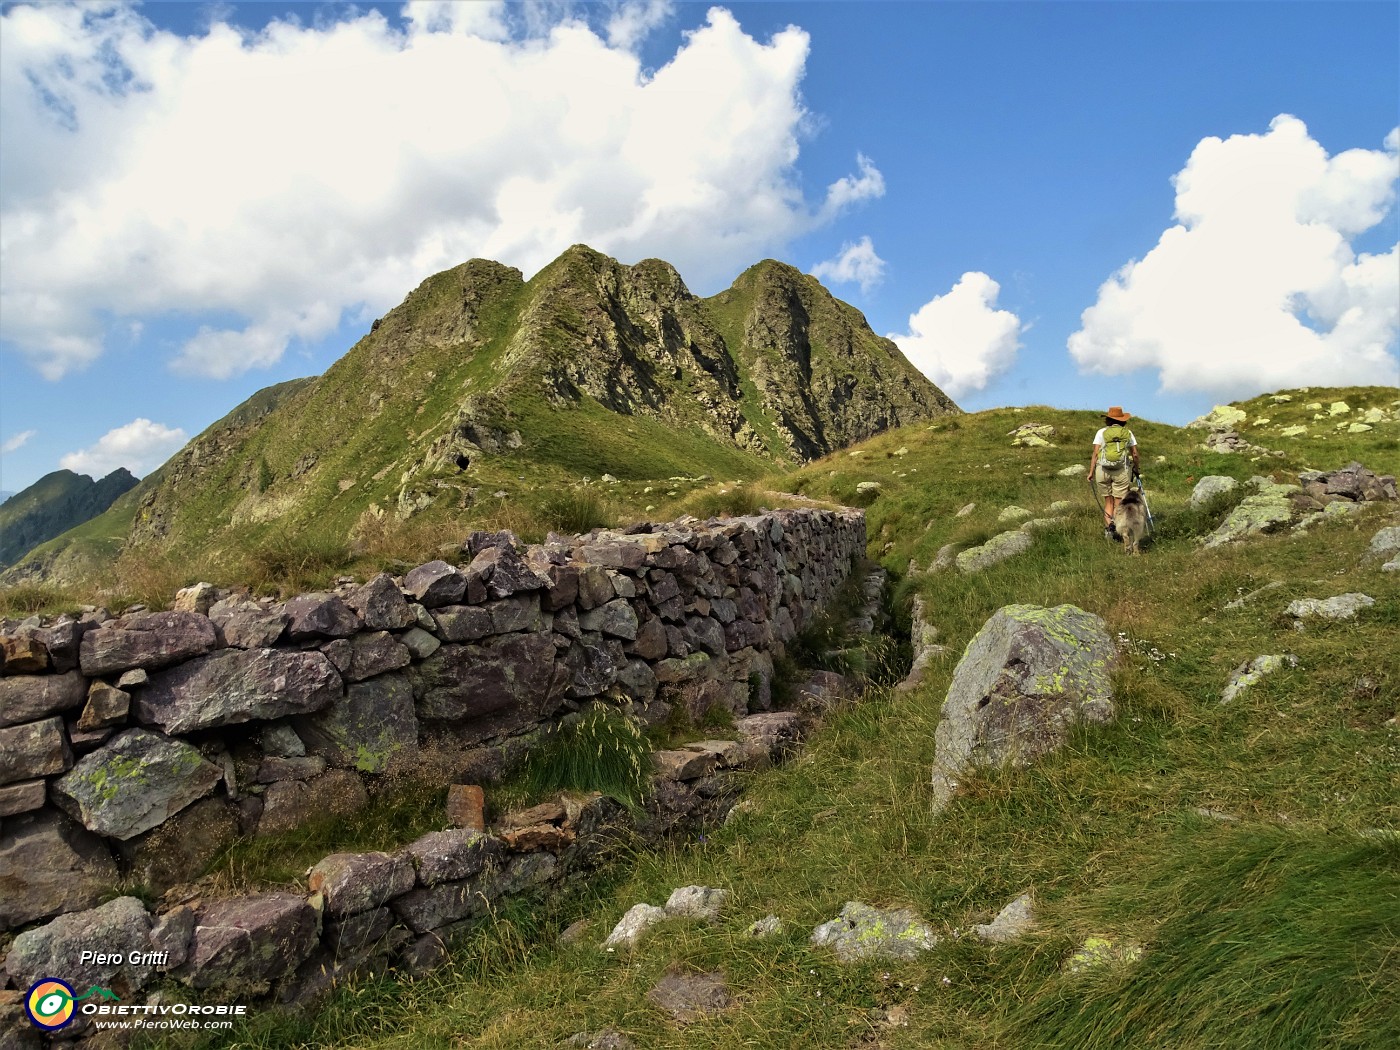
[[4, 246, 957, 584], [0, 468, 138, 569]]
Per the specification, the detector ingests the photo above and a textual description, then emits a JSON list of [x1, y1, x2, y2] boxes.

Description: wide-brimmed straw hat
[[1104, 406, 1131, 422]]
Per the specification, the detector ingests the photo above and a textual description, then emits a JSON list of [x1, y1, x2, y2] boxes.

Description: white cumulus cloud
[[60, 419, 187, 479], [1, 429, 38, 455], [0, 2, 883, 380], [811, 236, 886, 293], [889, 272, 1023, 398], [1069, 115, 1400, 397]]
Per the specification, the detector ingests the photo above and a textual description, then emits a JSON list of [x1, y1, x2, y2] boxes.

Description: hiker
[[1089, 406, 1141, 541]]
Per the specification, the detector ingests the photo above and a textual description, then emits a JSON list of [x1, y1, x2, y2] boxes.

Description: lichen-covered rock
[[338, 631, 411, 682], [1187, 404, 1248, 429], [956, 529, 1034, 573], [971, 892, 1034, 943], [1190, 475, 1238, 508], [1220, 654, 1297, 703], [138, 648, 342, 733], [0, 716, 71, 786], [1368, 526, 1400, 562], [602, 903, 668, 949], [51, 728, 222, 840], [1066, 935, 1143, 973], [810, 901, 937, 962], [997, 505, 1033, 524], [308, 851, 416, 916], [5, 896, 153, 994], [184, 893, 320, 991], [403, 828, 507, 886], [1285, 593, 1375, 622], [1200, 478, 1302, 548], [79, 611, 219, 675], [932, 604, 1115, 810], [0, 810, 118, 928], [295, 673, 418, 772], [0, 669, 87, 728], [664, 885, 730, 921]]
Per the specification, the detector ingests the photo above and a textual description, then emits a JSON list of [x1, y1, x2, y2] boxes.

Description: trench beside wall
[[0, 507, 864, 1015]]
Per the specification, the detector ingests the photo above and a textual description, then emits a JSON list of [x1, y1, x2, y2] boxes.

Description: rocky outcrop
[[931, 604, 1116, 811]]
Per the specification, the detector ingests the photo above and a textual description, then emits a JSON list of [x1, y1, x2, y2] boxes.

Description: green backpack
[[1100, 424, 1131, 467]]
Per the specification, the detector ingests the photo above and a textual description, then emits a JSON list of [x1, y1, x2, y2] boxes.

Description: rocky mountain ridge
[[6, 246, 955, 584], [0, 468, 138, 570]]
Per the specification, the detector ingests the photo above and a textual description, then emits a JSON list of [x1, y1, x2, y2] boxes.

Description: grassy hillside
[[164, 386, 1397, 1050], [2, 248, 957, 608]]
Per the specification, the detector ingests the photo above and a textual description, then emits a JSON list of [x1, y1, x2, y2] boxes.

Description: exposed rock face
[[931, 604, 1115, 810], [1201, 478, 1304, 548], [1221, 654, 1297, 703], [138, 648, 342, 733], [51, 728, 223, 840]]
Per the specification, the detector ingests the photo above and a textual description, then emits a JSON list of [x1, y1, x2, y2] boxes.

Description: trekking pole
[[1137, 472, 1154, 534]]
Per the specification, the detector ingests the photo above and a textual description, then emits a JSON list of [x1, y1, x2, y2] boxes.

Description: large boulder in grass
[[931, 604, 1115, 811]]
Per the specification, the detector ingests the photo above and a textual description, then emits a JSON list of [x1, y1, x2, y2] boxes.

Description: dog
[[1112, 489, 1149, 555]]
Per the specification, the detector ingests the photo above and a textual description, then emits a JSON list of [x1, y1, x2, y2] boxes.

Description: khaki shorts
[[1096, 461, 1132, 499]]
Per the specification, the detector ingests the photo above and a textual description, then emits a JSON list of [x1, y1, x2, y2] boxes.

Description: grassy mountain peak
[[3, 246, 956, 591]]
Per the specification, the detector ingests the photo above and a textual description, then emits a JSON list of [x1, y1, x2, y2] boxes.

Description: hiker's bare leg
[[1103, 495, 1116, 527]]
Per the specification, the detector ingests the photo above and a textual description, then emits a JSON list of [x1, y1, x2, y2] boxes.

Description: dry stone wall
[[0, 509, 864, 945]]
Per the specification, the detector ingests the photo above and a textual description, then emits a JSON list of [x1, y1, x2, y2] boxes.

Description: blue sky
[[1, 0, 1397, 495]]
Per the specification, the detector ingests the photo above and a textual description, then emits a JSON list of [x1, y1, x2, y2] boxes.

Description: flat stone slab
[[52, 728, 222, 840], [0, 670, 87, 728], [646, 970, 734, 1022], [79, 611, 219, 675], [138, 647, 342, 733], [1285, 593, 1375, 621]]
